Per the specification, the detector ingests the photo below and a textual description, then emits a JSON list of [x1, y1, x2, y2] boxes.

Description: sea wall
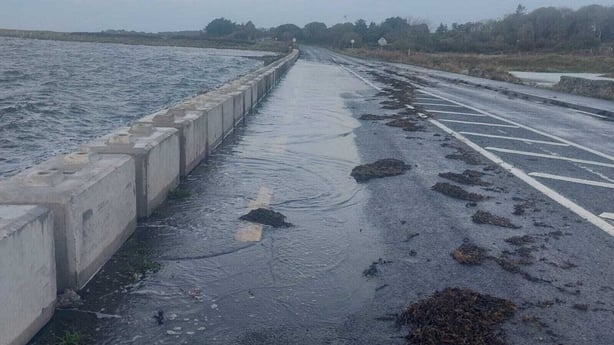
[[0, 49, 299, 344]]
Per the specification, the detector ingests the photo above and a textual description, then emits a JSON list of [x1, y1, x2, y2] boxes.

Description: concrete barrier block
[[83, 124, 180, 218], [0, 205, 55, 345], [232, 91, 245, 126], [0, 152, 137, 290], [221, 94, 235, 138], [250, 80, 258, 110], [138, 107, 207, 176], [239, 84, 253, 115]]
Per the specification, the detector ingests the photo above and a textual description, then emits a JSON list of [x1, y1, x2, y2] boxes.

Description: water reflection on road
[[89, 60, 381, 344]]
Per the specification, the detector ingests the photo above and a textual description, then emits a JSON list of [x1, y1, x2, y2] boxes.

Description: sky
[[0, 0, 611, 33]]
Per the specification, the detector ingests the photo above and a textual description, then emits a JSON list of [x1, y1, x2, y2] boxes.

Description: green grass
[[168, 187, 191, 200], [55, 331, 87, 345]]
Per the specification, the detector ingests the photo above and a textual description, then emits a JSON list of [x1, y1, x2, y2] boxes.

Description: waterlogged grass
[[55, 331, 87, 345], [344, 49, 614, 74], [168, 187, 191, 200]]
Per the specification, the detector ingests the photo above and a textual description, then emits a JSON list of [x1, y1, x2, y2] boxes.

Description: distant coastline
[[0, 28, 288, 55]]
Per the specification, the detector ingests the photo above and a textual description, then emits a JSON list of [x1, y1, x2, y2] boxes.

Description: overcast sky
[[0, 0, 610, 32]]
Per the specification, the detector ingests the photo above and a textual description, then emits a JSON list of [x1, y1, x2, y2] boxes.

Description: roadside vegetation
[[2, 4, 614, 92]]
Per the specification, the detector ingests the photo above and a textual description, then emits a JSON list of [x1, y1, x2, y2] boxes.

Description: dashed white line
[[426, 110, 486, 117], [486, 147, 614, 168], [439, 119, 519, 128], [430, 119, 614, 236], [528, 172, 614, 189], [600, 212, 614, 221], [459, 132, 569, 146]]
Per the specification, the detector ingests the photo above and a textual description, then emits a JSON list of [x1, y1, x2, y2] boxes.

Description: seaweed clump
[[432, 182, 489, 202], [398, 288, 516, 345], [351, 159, 410, 182], [240, 208, 293, 228], [472, 210, 521, 229]]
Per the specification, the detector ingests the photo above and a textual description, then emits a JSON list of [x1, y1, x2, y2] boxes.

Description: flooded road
[[32, 47, 614, 345], [32, 57, 384, 344]]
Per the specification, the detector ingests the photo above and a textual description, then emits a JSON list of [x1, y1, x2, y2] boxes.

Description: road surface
[[33, 46, 614, 345]]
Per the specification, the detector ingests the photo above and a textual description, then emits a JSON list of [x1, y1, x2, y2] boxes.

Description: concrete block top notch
[[83, 124, 178, 154], [139, 107, 201, 127], [0, 205, 48, 241], [0, 152, 133, 196]]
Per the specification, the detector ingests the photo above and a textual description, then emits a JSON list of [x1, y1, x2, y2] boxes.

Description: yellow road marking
[[235, 187, 273, 242]]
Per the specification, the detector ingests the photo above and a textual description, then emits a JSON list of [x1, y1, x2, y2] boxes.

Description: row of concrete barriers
[[0, 49, 299, 345]]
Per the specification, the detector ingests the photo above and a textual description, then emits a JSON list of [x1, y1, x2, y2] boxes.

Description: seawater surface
[[0, 37, 268, 177]]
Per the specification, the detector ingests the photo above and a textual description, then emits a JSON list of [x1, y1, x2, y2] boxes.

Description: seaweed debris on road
[[351, 159, 411, 182]]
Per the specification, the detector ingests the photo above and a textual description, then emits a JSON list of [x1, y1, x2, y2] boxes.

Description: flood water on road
[[0, 37, 268, 177], [31, 59, 383, 344]]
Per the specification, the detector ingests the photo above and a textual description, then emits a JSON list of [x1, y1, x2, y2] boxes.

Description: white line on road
[[528, 172, 614, 189], [600, 213, 614, 221], [414, 102, 465, 107], [485, 147, 614, 168], [418, 89, 614, 163], [439, 119, 519, 128], [430, 119, 614, 236], [339, 62, 614, 235], [574, 109, 608, 119], [426, 110, 486, 117], [459, 132, 569, 146]]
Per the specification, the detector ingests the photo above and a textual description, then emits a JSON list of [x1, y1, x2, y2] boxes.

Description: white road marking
[[574, 109, 608, 119], [459, 132, 569, 146], [439, 119, 519, 128], [600, 213, 614, 220], [339, 62, 614, 235], [496, 129, 508, 134], [418, 89, 614, 163], [337, 63, 382, 91], [486, 147, 614, 168], [528, 172, 614, 189], [430, 119, 614, 236], [414, 102, 464, 107], [577, 165, 614, 183], [426, 110, 486, 117]]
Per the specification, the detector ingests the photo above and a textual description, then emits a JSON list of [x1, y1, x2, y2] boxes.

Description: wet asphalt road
[[34, 46, 614, 345]]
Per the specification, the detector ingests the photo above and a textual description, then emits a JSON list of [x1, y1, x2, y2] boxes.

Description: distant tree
[[275, 24, 303, 41], [303, 22, 328, 43], [206, 18, 237, 36]]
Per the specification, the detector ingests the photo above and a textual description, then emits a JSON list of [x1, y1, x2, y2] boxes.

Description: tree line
[[204, 4, 614, 53]]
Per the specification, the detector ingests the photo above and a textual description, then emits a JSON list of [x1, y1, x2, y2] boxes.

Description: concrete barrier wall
[[83, 124, 180, 218], [0, 152, 137, 290], [137, 108, 207, 177], [0, 205, 55, 345], [0, 49, 298, 344]]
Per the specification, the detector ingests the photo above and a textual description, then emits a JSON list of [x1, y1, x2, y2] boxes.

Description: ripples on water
[[76, 61, 383, 345], [0, 37, 266, 177]]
